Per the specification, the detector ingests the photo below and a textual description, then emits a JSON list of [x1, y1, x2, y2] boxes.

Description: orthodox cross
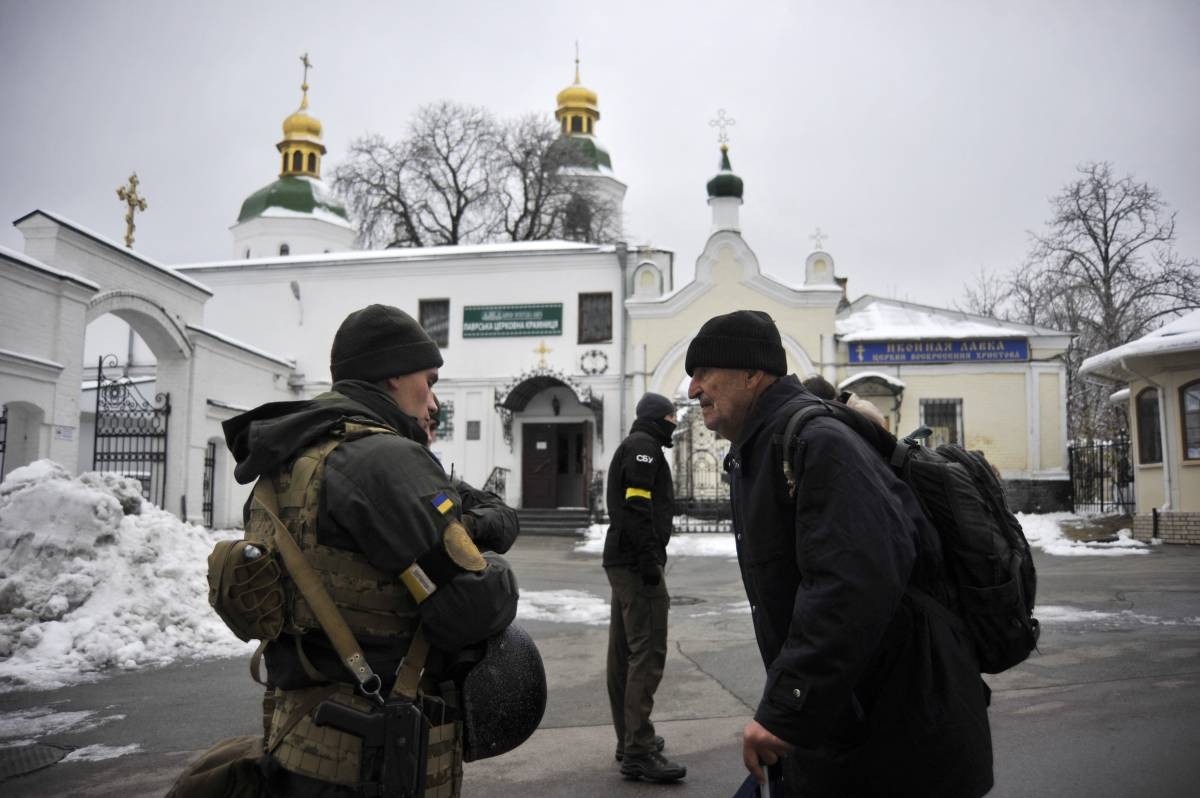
[[534, 340, 552, 369], [810, 227, 827, 250], [115, 173, 148, 248], [709, 109, 736, 145], [300, 52, 312, 88]]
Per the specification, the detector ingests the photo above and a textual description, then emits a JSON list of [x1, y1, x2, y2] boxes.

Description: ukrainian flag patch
[[431, 492, 454, 514]]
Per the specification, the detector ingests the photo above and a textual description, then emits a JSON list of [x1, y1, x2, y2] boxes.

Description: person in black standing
[[685, 310, 993, 797], [602, 392, 687, 783]]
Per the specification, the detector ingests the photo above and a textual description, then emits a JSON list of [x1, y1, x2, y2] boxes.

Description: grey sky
[[2, 0, 1197, 310]]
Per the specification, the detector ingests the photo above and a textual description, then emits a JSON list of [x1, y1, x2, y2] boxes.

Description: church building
[[0, 57, 1073, 531]]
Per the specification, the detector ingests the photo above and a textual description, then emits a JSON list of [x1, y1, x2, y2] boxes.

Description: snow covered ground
[[0, 459, 1153, 695]]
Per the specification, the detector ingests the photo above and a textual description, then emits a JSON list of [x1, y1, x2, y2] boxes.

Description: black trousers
[[605, 564, 669, 757]]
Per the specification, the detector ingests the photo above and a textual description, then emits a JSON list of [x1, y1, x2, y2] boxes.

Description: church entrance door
[[521, 422, 592, 508]]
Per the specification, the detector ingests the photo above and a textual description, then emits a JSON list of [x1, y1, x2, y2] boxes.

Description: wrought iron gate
[[1068, 435, 1134, 515], [93, 355, 170, 507], [202, 440, 217, 528], [671, 401, 732, 533]]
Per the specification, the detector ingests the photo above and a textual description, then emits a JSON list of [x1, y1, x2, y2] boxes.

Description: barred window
[[435, 399, 454, 441], [579, 292, 612, 343], [919, 398, 962, 447], [420, 299, 449, 348], [1136, 388, 1161, 464], [1183, 381, 1200, 460], [467, 420, 481, 441]]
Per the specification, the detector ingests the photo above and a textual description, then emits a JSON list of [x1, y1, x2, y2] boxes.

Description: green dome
[[554, 135, 613, 172], [237, 175, 350, 224], [706, 147, 744, 200]]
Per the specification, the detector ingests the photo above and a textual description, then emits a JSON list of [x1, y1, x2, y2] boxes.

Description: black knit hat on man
[[684, 309, 786, 377], [635, 392, 675, 420], [330, 304, 443, 382]]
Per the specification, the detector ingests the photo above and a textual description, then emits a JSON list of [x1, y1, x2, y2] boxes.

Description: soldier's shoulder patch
[[444, 523, 486, 572]]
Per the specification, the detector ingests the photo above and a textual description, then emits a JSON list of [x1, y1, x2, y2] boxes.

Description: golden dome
[[282, 86, 323, 142], [556, 59, 599, 114]]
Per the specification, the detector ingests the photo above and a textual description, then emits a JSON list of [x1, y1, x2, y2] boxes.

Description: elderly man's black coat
[[727, 375, 993, 798]]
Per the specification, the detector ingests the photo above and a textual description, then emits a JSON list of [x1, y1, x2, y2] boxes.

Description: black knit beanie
[[684, 310, 786, 377], [330, 304, 444, 383], [635, 392, 675, 420]]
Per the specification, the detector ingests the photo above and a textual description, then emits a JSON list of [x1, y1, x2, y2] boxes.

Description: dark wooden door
[[522, 424, 557, 508]]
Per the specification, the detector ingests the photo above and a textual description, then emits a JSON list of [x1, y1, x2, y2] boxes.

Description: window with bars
[[1136, 388, 1162, 464], [435, 399, 454, 441], [420, 299, 450, 347], [467, 420, 481, 441], [579, 292, 612, 343], [919, 398, 963, 447]]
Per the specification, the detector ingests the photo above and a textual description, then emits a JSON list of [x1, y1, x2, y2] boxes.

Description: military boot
[[615, 734, 665, 762], [620, 750, 687, 782]]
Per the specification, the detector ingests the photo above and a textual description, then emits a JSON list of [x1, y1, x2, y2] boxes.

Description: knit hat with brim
[[684, 310, 786, 376], [330, 304, 443, 383]]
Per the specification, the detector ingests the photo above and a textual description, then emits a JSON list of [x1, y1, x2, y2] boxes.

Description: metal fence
[[1068, 436, 1135, 515], [202, 441, 217, 528], [672, 402, 733, 533], [93, 355, 170, 507]]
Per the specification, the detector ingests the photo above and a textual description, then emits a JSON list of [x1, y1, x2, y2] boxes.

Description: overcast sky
[[2, 0, 1197, 310]]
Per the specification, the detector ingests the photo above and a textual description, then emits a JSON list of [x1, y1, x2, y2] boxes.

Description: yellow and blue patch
[[431, 492, 455, 515]]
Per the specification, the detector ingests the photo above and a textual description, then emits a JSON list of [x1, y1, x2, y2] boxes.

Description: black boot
[[620, 750, 687, 782]]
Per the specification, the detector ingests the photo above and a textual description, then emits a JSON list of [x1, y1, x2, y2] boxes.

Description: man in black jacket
[[602, 392, 687, 782], [222, 304, 520, 796], [685, 310, 993, 798]]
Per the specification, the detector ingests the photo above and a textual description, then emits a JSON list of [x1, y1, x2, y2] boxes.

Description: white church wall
[[178, 242, 627, 505], [230, 214, 357, 260]]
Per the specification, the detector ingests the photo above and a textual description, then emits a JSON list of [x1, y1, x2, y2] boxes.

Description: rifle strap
[[253, 478, 386, 703], [390, 625, 431, 701]]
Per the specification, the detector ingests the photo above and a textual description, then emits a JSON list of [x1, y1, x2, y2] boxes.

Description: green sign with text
[[462, 303, 563, 337]]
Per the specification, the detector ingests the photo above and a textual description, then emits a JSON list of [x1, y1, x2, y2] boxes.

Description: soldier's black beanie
[[330, 304, 444, 383], [635, 392, 675, 420], [684, 310, 787, 377]]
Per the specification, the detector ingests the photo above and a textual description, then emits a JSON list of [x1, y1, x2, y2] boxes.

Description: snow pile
[[578, 515, 1149, 558], [1016, 512, 1149, 556], [0, 460, 253, 692]]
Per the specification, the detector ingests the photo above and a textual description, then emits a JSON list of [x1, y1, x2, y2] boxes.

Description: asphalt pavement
[[3, 532, 1199, 797]]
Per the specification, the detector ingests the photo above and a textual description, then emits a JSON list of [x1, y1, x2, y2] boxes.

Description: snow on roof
[[187, 325, 296, 367], [838, 370, 906, 390], [0, 243, 100, 290], [257, 205, 355, 229], [1079, 310, 1200, 381], [836, 295, 1062, 341], [176, 238, 612, 271], [0, 348, 65, 370], [12, 210, 212, 295]]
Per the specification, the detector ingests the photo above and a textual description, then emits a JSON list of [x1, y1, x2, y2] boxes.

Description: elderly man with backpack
[[685, 310, 996, 798]]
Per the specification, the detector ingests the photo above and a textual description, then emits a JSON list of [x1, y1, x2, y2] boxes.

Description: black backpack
[[781, 399, 1040, 674]]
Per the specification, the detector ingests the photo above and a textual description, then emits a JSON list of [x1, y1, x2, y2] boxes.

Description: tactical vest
[[247, 421, 463, 796]]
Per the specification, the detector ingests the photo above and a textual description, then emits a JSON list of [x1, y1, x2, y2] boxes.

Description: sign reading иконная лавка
[[849, 339, 1030, 364], [463, 304, 563, 338]]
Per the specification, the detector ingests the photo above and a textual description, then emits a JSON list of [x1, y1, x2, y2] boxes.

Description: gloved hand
[[638, 556, 661, 587]]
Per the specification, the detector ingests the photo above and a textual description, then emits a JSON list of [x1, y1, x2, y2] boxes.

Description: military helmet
[[460, 624, 547, 761]]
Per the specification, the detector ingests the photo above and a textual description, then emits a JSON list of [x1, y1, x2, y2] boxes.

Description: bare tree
[[1016, 162, 1199, 438], [954, 266, 1011, 317], [335, 103, 619, 248]]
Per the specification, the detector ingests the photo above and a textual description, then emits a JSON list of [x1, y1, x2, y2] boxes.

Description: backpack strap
[[780, 401, 835, 498]]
